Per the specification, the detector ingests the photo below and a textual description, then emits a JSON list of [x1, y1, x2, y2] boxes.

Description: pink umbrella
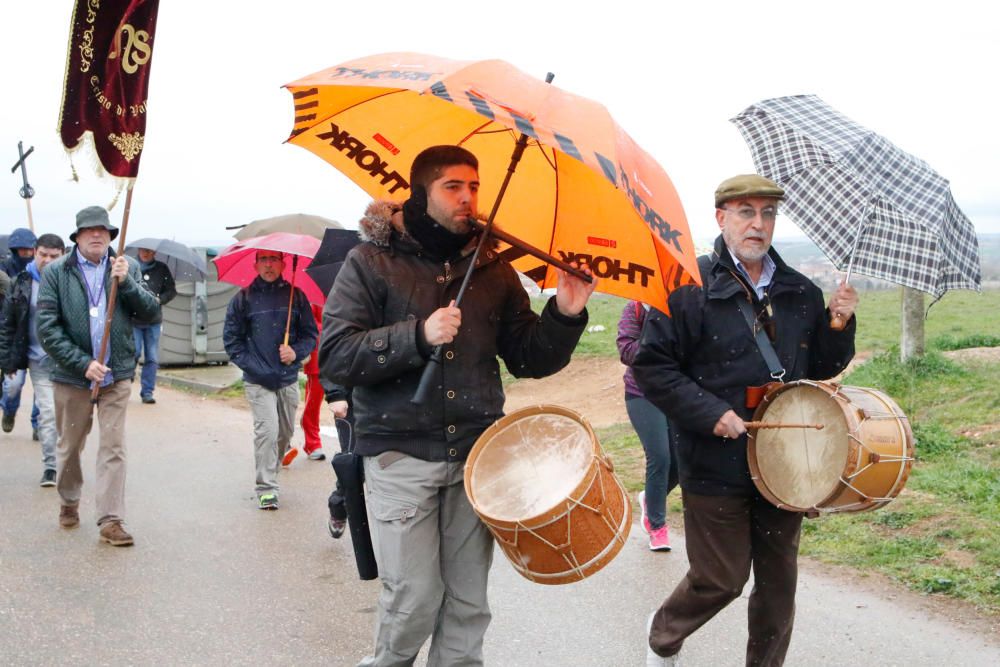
[[213, 232, 324, 305]]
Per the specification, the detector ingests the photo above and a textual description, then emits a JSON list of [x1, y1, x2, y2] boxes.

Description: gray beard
[[723, 228, 770, 264]]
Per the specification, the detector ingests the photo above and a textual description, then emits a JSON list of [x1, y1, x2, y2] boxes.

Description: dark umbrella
[[331, 415, 378, 581], [731, 95, 981, 300], [125, 237, 207, 282], [303, 227, 361, 296]]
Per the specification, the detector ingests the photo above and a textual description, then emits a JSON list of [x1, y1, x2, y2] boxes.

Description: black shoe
[[40, 469, 56, 487], [328, 516, 346, 539], [1, 414, 13, 433], [32, 428, 39, 441], [141, 395, 156, 404]]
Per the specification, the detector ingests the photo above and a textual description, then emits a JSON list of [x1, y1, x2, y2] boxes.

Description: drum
[[748, 380, 914, 513], [464, 405, 631, 585]]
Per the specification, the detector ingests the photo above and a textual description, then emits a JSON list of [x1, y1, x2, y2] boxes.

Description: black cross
[[11, 141, 35, 199]]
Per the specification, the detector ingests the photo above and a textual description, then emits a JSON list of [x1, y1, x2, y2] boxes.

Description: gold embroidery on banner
[[108, 132, 144, 161], [108, 24, 152, 74], [78, 0, 101, 73]]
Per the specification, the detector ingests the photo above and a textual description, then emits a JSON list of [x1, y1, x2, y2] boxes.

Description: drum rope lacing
[[772, 380, 915, 514]]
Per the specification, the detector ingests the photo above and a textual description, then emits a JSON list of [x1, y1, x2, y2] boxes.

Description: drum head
[[469, 412, 593, 522], [755, 384, 849, 508]]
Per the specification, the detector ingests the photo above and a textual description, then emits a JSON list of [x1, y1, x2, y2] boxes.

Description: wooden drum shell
[[464, 405, 631, 585]]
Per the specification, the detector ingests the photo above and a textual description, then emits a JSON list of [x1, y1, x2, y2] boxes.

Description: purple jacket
[[616, 300, 648, 397]]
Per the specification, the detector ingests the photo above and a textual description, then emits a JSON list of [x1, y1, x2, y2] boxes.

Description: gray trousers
[[29, 358, 57, 472], [360, 452, 494, 667], [54, 380, 131, 526], [244, 381, 298, 496]]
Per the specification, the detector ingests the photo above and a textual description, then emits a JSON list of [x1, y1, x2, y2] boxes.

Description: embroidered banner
[[58, 0, 160, 179]]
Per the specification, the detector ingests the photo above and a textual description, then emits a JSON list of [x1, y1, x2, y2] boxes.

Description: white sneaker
[[646, 611, 681, 666], [307, 448, 326, 461]]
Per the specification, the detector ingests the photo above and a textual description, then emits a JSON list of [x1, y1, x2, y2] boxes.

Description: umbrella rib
[[458, 118, 508, 146], [544, 144, 560, 289]]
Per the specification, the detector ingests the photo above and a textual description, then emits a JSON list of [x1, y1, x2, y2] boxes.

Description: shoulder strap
[[735, 298, 785, 381]]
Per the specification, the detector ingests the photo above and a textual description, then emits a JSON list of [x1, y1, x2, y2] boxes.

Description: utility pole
[[900, 286, 925, 361]]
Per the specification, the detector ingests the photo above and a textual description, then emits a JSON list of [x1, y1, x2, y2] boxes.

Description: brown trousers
[[649, 491, 803, 667], [54, 380, 132, 526]]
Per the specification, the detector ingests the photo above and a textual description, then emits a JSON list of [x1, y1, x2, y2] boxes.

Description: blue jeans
[[133, 323, 162, 398], [1, 369, 39, 429], [626, 393, 672, 529]]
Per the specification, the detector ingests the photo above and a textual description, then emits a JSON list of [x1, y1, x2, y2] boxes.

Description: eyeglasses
[[721, 206, 778, 222]]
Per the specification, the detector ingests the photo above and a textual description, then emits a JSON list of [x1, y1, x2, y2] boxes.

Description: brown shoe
[[59, 505, 79, 528], [99, 521, 134, 547]]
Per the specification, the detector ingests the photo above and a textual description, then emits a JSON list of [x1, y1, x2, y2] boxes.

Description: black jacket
[[0, 271, 33, 373], [632, 235, 856, 496], [319, 201, 588, 462], [223, 276, 318, 390], [134, 260, 176, 325]]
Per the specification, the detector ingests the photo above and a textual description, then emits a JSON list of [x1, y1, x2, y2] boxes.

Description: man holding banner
[[37, 207, 159, 545]]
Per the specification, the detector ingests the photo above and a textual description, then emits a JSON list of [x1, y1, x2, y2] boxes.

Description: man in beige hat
[[36, 205, 160, 546], [633, 174, 858, 666]]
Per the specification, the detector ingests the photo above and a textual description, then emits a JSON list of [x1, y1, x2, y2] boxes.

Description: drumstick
[[744, 421, 824, 430]]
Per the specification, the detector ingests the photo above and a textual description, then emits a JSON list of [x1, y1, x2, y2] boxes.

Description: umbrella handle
[[830, 313, 846, 331], [284, 255, 298, 346]]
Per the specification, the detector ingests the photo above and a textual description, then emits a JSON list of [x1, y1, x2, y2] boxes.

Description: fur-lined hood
[[357, 200, 401, 247]]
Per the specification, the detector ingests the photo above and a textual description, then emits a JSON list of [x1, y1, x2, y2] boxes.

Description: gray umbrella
[[230, 213, 341, 241], [125, 237, 207, 282], [731, 95, 981, 299]]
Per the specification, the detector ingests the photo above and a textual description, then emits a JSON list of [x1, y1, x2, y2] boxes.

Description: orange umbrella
[[284, 52, 700, 307]]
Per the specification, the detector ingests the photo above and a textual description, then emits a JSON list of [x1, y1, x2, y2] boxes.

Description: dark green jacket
[[37, 247, 160, 388]]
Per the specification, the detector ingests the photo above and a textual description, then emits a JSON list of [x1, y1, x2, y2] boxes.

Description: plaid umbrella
[[731, 95, 981, 299]]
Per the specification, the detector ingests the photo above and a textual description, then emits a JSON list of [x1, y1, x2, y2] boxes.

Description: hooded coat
[[319, 201, 588, 462], [632, 235, 856, 496]]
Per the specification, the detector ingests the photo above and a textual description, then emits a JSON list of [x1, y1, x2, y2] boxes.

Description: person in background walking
[[284, 303, 327, 465], [132, 246, 177, 404], [223, 250, 318, 510], [0, 233, 65, 486], [617, 300, 677, 552], [1, 227, 40, 436]]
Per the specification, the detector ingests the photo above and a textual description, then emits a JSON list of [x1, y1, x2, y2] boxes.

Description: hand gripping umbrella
[[731, 95, 981, 325]]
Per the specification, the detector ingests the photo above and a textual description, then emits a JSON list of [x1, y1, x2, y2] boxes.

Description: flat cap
[[714, 174, 785, 208]]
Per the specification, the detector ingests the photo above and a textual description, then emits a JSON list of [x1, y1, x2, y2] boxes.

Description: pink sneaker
[[638, 490, 651, 534], [649, 525, 671, 552]]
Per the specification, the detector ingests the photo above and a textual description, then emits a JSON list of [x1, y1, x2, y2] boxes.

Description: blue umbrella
[[125, 237, 207, 282]]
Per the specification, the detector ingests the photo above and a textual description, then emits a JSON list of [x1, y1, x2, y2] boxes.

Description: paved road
[[1, 384, 997, 666]]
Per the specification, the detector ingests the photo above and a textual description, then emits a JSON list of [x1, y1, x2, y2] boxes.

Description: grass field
[[566, 287, 1000, 614]]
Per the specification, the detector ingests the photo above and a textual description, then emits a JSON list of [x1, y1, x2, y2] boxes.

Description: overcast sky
[[2, 1, 997, 247]]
